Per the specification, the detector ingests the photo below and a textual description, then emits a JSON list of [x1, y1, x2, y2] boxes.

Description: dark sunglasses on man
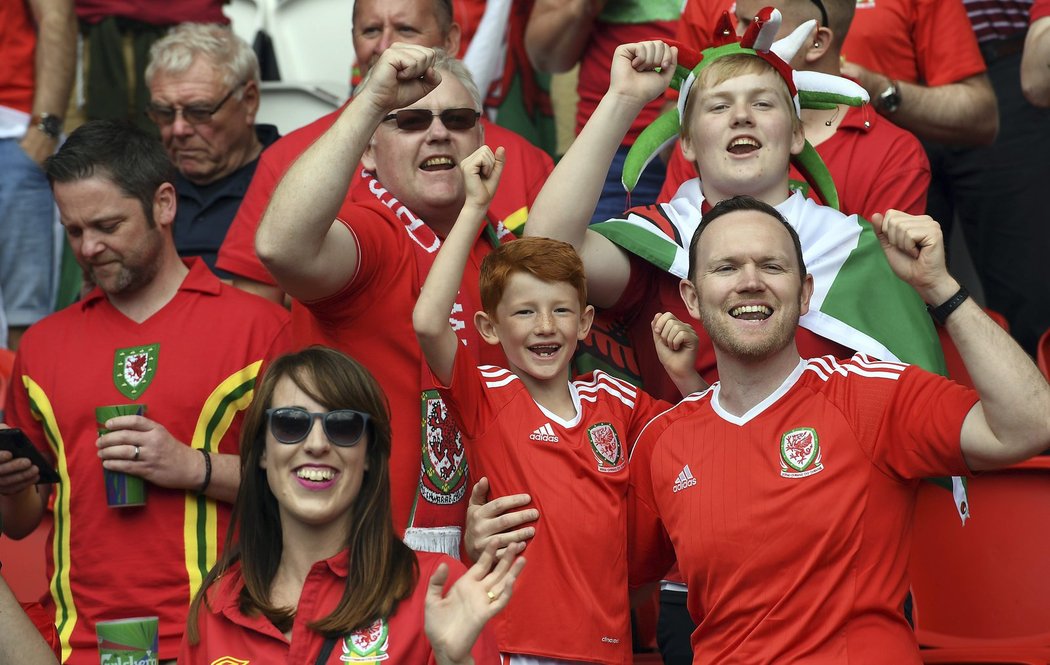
[[381, 108, 481, 132], [145, 81, 247, 126], [265, 407, 372, 448]]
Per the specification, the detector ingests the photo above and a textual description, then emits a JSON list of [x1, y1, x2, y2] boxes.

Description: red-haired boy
[[413, 145, 702, 665]]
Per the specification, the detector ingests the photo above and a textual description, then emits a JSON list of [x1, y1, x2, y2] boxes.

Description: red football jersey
[[439, 348, 668, 663], [629, 354, 978, 664]]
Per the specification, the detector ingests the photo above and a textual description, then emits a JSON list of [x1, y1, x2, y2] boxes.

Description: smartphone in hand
[[0, 428, 60, 484]]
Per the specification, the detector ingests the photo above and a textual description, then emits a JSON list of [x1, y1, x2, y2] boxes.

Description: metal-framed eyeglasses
[[145, 81, 247, 126]]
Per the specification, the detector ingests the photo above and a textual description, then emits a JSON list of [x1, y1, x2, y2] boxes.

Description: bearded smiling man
[[0, 119, 289, 664]]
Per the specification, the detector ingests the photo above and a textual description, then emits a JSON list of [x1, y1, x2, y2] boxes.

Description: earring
[[813, 42, 820, 48]]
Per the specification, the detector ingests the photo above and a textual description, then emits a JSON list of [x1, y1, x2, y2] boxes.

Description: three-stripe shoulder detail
[[577, 370, 639, 408], [803, 354, 908, 382], [479, 365, 519, 389]]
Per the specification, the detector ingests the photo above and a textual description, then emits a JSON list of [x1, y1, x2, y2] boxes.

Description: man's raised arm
[[256, 44, 442, 302], [872, 210, 1050, 471], [524, 41, 676, 308]]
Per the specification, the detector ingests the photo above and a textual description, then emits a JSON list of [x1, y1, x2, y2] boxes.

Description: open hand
[[463, 477, 538, 562], [425, 542, 526, 665]]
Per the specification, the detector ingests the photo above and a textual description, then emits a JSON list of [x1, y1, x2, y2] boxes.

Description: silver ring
[[133, 445, 140, 461]]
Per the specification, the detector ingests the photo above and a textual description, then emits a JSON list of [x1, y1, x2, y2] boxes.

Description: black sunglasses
[[265, 407, 371, 447], [145, 81, 246, 126], [381, 108, 481, 132]]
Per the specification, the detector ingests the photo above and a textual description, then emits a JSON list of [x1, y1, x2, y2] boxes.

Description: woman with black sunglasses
[[180, 346, 523, 664]]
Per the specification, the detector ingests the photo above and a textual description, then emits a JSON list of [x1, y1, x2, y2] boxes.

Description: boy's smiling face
[[475, 272, 594, 389]]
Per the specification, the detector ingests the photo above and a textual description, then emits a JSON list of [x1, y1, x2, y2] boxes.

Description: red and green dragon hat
[[623, 7, 870, 210]]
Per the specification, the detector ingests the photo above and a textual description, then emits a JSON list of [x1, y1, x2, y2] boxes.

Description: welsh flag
[[592, 180, 948, 375]]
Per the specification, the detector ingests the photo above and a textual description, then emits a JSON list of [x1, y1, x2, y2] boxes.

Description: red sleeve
[[216, 113, 340, 283], [855, 121, 931, 218], [177, 614, 207, 665], [215, 147, 281, 285], [300, 202, 401, 324], [831, 360, 978, 480], [914, 0, 987, 86], [625, 388, 672, 445], [843, 0, 985, 85], [1033, 0, 1050, 21], [435, 346, 498, 440], [871, 365, 977, 479], [658, 144, 699, 202], [627, 420, 676, 588]]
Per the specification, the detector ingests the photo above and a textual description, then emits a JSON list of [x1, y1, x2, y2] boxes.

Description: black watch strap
[[928, 285, 970, 325]]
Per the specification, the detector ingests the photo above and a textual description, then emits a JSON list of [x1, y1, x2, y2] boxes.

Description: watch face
[[37, 114, 62, 138], [879, 86, 901, 113]]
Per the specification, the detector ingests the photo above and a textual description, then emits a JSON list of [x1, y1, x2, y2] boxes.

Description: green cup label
[[96, 616, 158, 665]]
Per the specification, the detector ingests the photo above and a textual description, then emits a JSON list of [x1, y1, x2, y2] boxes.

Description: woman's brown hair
[[187, 346, 417, 641]]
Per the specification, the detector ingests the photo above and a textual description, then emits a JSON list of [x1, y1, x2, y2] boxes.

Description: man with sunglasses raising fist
[[145, 23, 279, 276], [257, 44, 510, 558]]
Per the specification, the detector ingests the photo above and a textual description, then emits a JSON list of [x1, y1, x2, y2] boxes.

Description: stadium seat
[[222, 0, 266, 48], [256, 81, 346, 135], [267, 0, 356, 93], [909, 457, 1050, 664], [1037, 327, 1050, 382], [936, 309, 1009, 388]]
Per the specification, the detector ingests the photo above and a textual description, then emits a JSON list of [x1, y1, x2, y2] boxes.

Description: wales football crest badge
[[779, 427, 824, 478], [419, 390, 468, 505], [588, 422, 625, 473], [341, 618, 390, 662], [113, 344, 159, 399]]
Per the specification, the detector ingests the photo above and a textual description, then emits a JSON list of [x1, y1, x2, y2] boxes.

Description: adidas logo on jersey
[[672, 465, 697, 493], [529, 423, 559, 442]]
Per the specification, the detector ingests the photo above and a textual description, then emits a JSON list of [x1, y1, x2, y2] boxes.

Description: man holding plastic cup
[[0, 120, 290, 664]]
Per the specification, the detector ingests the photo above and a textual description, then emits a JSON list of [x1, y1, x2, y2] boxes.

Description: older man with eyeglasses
[[145, 23, 279, 277]]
